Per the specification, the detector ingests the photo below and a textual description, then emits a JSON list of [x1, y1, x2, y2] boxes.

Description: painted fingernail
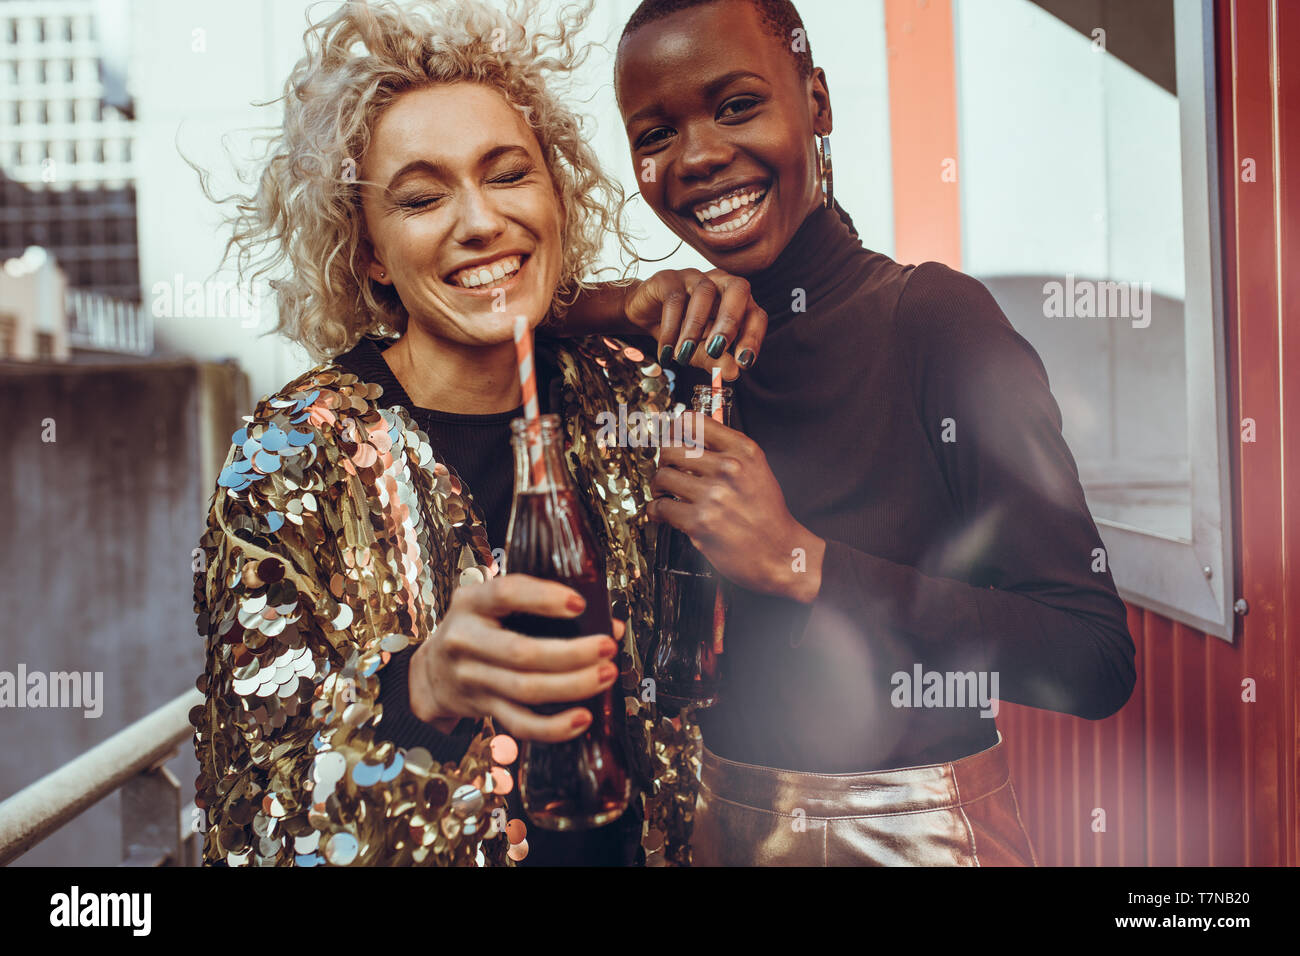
[[571, 710, 592, 730], [566, 592, 586, 613], [676, 340, 696, 363], [599, 637, 618, 658], [706, 334, 727, 359], [597, 663, 618, 682], [658, 344, 674, 366], [737, 348, 755, 369]]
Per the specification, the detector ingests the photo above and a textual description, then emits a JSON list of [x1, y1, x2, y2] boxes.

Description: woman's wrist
[[561, 281, 642, 337], [778, 530, 827, 604]]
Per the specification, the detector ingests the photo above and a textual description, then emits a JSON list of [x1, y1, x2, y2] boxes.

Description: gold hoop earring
[[816, 134, 833, 209]]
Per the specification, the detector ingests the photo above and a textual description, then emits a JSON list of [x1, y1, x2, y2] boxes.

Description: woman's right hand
[[407, 574, 621, 743], [622, 268, 768, 379]]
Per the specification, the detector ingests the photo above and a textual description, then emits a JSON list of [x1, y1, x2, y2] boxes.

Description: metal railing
[[0, 688, 204, 867], [66, 288, 153, 355]]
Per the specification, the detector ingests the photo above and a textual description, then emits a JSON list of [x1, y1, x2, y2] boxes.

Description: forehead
[[365, 82, 538, 172], [616, 2, 790, 103]]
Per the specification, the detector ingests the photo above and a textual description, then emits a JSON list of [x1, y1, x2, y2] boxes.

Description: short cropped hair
[[618, 0, 813, 80]]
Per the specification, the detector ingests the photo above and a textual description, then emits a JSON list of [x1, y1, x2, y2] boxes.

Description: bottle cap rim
[[509, 413, 561, 435]]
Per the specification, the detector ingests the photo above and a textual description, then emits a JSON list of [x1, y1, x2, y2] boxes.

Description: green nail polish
[[706, 334, 727, 359], [676, 340, 696, 363], [737, 348, 755, 369], [658, 344, 674, 366]]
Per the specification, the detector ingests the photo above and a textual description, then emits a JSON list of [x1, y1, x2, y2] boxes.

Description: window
[[952, 0, 1234, 638], [0, 315, 16, 359]]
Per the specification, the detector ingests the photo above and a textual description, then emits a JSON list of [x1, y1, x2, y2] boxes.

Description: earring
[[618, 191, 686, 263], [816, 134, 833, 209], [379, 271, 386, 280]]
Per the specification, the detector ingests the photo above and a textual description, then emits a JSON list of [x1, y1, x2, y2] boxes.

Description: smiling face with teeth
[[359, 82, 564, 349], [616, 0, 832, 277]]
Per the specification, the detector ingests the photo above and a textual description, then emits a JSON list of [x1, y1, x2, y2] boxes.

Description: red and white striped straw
[[513, 315, 547, 487], [710, 365, 726, 653]]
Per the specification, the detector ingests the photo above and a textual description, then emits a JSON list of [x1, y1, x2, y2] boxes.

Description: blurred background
[[1, 0, 1294, 867]]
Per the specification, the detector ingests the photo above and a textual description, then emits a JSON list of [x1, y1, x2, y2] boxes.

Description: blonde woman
[[190, 0, 759, 867]]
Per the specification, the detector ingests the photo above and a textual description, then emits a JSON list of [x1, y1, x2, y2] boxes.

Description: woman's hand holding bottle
[[407, 574, 622, 742]]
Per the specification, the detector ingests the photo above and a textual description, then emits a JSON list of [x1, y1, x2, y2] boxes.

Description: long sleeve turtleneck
[[670, 203, 1136, 774]]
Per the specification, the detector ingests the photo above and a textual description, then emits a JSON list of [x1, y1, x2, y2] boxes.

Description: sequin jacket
[[190, 335, 702, 866]]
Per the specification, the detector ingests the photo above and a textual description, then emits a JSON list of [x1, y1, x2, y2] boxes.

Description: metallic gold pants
[[691, 731, 1038, 866]]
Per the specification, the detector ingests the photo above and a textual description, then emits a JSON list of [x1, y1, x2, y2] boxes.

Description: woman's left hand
[[647, 412, 827, 603], [622, 269, 767, 380]]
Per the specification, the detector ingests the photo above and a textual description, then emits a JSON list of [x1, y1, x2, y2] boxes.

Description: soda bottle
[[502, 413, 631, 830], [645, 384, 733, 714]]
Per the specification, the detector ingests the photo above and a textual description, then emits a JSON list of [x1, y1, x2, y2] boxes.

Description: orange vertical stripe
[[883, 0, 962, 268]]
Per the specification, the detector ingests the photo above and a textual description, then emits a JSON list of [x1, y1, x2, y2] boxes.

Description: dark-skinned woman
[[568, 0, 1136, 866]]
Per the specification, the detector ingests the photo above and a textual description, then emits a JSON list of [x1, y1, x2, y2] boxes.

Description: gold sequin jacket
[[190, 335, 701, 866]]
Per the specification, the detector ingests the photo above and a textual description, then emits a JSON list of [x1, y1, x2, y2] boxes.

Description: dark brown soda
[[649, 523, 721, 711], [644, 385, 732, 714], [503, 488, 631, 830]]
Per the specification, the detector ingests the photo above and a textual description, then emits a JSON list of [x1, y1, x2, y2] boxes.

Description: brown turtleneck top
[[659, 202, 1136, 773]]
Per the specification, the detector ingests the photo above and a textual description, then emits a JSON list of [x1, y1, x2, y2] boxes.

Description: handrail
[[0, 688, 203, 866]]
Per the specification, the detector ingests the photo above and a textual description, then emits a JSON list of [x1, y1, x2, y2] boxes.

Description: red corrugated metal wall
[[996, 0, 1299, 867]]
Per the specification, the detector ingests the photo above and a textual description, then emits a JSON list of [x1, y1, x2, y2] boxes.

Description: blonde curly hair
[[201, 0, 632, 362]]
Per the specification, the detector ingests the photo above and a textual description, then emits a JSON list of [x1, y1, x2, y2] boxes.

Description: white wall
[[953, 0, 1184, 299], [132, 0, 322, 401]]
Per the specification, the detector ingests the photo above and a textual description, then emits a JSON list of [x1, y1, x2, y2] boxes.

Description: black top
[[665, 203, 1136, 773], [334, 334, 640, 866]]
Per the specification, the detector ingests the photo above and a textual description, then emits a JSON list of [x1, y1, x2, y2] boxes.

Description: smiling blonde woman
[[190, 0, 737, 867]]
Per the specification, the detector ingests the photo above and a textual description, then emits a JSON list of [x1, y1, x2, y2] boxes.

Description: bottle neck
[[509, 415, 571, 495], [691, 385, 734, 426]]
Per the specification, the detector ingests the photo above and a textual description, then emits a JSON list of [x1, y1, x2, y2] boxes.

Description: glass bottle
[[502, 414, 630, 830], [645, 385, 733, 714]]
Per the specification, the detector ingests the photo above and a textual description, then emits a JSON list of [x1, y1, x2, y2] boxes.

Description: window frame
[[1088, 0, 1236, 640]]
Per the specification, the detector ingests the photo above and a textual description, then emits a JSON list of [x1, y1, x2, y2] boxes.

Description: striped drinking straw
[[710, 366, 727, 655], [513, 315, 547, 488]]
